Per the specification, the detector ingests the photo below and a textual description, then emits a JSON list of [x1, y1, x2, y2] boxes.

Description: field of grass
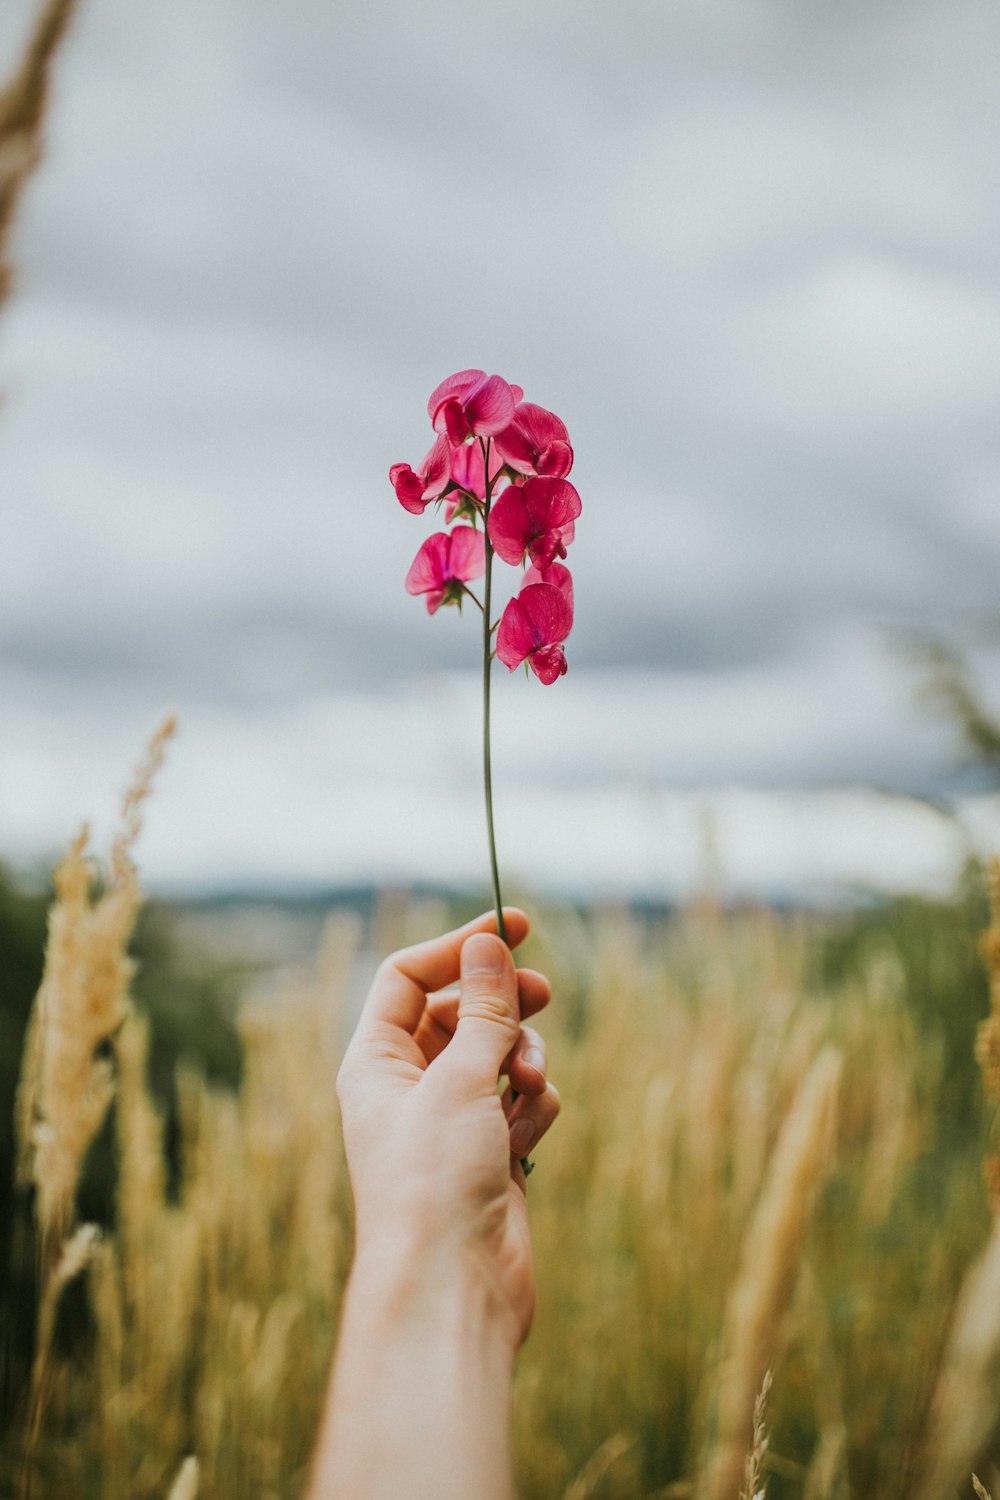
[[4, 736, 1000, 1500]]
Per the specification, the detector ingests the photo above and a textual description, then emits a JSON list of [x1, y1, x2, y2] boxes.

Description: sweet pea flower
[[389, 434, 452, 514], [494, 402, 574, 478], [405, 526, 485, 614], [496, 582, 573, 684], [428, 369, 523, 445], [487, 476, 581, 569]]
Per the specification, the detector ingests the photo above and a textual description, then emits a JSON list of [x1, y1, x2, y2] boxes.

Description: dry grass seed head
[[739, 1368, 772, 1500], [16, 719, 175, 1262], [699, 1046, 842, 1500], [0, 0, 78, 306], [915, 1216, 1000, 1500]]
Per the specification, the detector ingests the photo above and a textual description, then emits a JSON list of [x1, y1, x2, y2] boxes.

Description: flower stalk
[[393, 367, 578, 934], [480, 438, 507, 945]]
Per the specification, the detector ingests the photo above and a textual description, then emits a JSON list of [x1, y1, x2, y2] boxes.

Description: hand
[[335, 907, 561, 1351]]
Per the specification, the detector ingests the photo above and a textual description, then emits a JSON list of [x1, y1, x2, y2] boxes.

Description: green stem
[[481, 439, 507, 946]]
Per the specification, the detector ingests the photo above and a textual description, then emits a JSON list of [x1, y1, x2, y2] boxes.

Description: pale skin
[[307, 908, 560, 1500]]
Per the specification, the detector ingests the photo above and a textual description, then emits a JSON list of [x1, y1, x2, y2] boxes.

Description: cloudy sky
[[1, 0, 998, 900]]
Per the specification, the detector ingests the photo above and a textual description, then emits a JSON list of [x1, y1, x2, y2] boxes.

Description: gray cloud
[[1, 0, 999, 885]]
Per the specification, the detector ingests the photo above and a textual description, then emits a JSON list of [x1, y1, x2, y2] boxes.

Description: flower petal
[[496, 596, 535, 670], [522, 476, 582, 533], [451, 439, 505, 500], [421, 434, 453, 498], [487, 487, 532, 565], [523, 561, 574, 622], [463, 374, 516, 435], [494, 402, 573, 477], [428, 369, 485, 429], [526, 530, 567, 569], [517, 582, 574, 648], [442, 398, 471, 445], [529, 644, 568, 684], [405, 532, 451, 595], [536, 439, 574, 477], [390, 462, 429, 514], [446, 525, 486, 583]]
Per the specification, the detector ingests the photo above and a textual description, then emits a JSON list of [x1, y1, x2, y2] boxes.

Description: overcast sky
[[1, 0, 998, 899]]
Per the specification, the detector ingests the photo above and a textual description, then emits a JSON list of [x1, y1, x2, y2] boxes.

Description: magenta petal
[[492, 423, 535, 476], [390, 463, 429, 515], [421, 434, 452, 498], [536, 439, 574, 477], [523, 561, 574, 623], [464, 374, 516, 436], [487, 488, 532, 565], [451, 441, 485, 498], [405, 533, 450, 595], [496, 596, 534, 670], [517, 582, 574, 647], [446, 525, 486, 583], [529, 644, 568, 684], [525, 518, 574, 569], [442, 399, 471, 445], [519, 403, 570, 446], [428, 369, 485, 428], [494, 403, 573, 477], [523, 476, 582, 532], [451, 439, 504, 499], [526, 533, 562, 570]]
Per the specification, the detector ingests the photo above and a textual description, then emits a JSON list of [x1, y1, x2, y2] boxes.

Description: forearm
[[308, 1244, 517, 1500]]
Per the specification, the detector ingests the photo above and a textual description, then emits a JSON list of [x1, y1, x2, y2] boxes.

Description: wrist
[[314, 1234, 517, 1500], [346, 1230, 520, 1366]]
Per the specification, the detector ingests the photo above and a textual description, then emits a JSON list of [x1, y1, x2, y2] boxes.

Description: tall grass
[[0, 0, 77, 309], [4, 757, 1000, 1498]]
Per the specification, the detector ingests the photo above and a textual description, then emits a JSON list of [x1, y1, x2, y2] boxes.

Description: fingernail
[[463, 934, 506, 976], [522, 1046, 545, 1076], [509, 1119, 536, 1157]]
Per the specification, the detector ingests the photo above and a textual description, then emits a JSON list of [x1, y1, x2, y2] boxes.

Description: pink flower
[[495, 402, 574, 478], [428, 369, 523, 445], [487, 477, 581, 569], [405, 526, 485, 614], [389, 434, 452, 514], [496, 582, 573, 684]]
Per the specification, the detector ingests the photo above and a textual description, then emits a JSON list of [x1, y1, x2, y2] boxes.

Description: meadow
[[4, 728, 1000, 1500]]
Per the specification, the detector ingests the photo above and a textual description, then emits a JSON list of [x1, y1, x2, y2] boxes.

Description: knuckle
[[459, 989, 518, 1033], [374, 955, 400, 987]]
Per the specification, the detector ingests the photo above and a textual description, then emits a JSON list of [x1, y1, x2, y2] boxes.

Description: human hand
[[336, 908, 560, 1352]]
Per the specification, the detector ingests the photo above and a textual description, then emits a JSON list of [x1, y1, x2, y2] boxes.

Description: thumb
[[445, 933, 521, 1085]]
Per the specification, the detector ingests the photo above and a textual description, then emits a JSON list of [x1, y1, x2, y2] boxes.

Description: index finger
[[360, 907, 530, 1034]]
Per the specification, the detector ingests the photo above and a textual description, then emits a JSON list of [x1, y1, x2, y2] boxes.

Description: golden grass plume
[[699, 1046, 842, 1500], [739, 1369, 772, 1500], [15, 716, 176, 1265], [0, 0, 77, 309]]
